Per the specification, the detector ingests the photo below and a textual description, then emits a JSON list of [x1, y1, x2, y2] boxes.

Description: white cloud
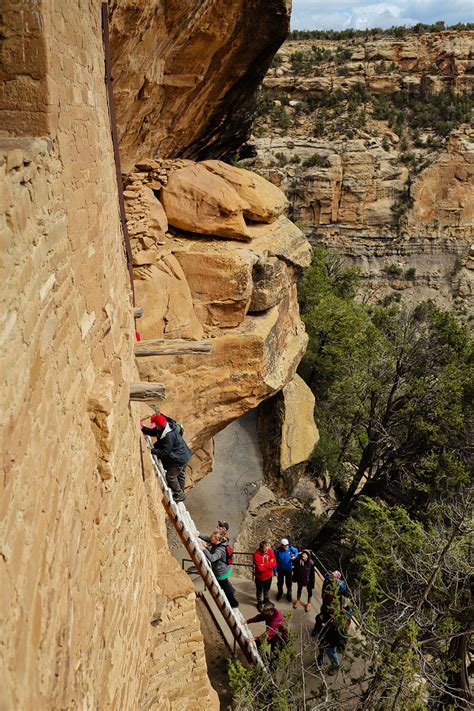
[[291, 0, 474, 30]]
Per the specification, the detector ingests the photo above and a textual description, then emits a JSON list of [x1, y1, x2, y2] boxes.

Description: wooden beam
[[134, 339, 212, 357], [129, 383, 165, 401], [134, 307, 144, 319]]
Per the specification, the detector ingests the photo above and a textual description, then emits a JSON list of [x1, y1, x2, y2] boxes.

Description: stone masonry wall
[[0, 2, 217, 709]]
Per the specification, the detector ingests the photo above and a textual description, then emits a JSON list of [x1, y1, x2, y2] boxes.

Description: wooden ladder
[[143, 436, 263, 667]]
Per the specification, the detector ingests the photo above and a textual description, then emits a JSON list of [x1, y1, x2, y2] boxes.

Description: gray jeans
[[166, 464, 186, 496]]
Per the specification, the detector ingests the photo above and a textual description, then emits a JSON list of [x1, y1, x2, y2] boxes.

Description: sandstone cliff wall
[[249, 32, 474, 319], [123, 158, 314, 486], [109, 0, 292, 169], [0, 3, 217, 709]]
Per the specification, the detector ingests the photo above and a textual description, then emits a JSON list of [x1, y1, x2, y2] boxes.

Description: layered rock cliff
[[1, 1, 321, 709], [248, 32, 474, 319], [108, 0, 291, 169], [123, 158, 316, 485]]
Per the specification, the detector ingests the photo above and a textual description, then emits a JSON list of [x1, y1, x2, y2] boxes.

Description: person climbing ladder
[[201, 531, 239, 608], [141, 413, 192, 502]]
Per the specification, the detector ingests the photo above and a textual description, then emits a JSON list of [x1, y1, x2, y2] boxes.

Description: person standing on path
[[141, 413, 192, 503], [274, 538, 298, 602], [292, 549, 316, 611], [316, 619, 341, 674], [201, 531, 239, 608], [253, 541, 276, 611]]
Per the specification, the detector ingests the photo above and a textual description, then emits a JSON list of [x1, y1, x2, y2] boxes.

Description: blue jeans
[[317, 646, 340, 668]]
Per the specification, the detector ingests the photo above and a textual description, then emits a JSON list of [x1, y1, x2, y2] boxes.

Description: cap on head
[[332, 570, 342, 579], [218, 521, 229, 531], [281, 538, 289, 545], [150, 414, 167, 427]]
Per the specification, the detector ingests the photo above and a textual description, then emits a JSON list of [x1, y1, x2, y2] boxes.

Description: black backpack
[[164, 414, 184, 435]]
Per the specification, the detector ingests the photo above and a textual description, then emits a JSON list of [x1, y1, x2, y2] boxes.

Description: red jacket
[[253, 548, 276, 581]]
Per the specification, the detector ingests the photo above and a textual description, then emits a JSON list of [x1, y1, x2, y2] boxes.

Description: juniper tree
[[298, 251, 473, 548]]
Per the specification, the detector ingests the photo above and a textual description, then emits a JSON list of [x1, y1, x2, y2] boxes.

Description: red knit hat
[[150, 414, 167, 427]]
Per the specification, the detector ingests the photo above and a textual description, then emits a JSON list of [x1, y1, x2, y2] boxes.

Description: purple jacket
[[247, 608, 288, 643]]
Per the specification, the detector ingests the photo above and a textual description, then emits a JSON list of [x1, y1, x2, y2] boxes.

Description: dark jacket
[[321, 577, 347, 618], [142, 422, 192, 469], [293, 554, 315, 590], [202, 542, 231, 580]]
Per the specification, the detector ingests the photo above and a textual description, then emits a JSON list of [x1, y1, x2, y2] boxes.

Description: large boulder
[[137, 287, 308, 451], [259, 374, 319, 495], [160, 163, 252, 240], [202, 160, 287, 222], [169, 216, 312, 328], [174, 248, 255, 328]]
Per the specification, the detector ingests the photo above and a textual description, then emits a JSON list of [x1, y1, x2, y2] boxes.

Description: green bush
[[383, 263, 404, 276], [303, 153, 327, 168], [405, 267, 417, 280], [274, 151, 288, 167], [381, 292, 402, 306]]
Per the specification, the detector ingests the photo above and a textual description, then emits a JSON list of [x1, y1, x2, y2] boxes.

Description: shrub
[[290, 50, 306, 73], [381, 292, 402, 306], [405, 267, 417, 280], [273, 105, 290, 130], [274, 151, 288, 167], [384, 263, 404, 276], [303, 153, 327, 168]]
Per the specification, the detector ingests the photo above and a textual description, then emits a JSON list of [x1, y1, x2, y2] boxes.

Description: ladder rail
[[144, 436, 262, 666]]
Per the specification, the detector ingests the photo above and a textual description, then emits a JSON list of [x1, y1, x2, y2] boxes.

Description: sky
[[291, 0, 474, 30]]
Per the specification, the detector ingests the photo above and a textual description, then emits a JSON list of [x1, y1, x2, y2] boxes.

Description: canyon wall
[[109, 0, 292, 169], [0, 2, 217, 708], [1, 0, 319, 708], [249, 32, 474, 320]]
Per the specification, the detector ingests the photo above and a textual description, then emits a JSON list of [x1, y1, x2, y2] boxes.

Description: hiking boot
[[231, 602, 240, 609], [173, 493, 186, 503], [276, 592, 282, 601], [292, 599, 301, 609], [327, 666, 339, 676], [305, 603, 312, 612], [286, 592, 292, 602]]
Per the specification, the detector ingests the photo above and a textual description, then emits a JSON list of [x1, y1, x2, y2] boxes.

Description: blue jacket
[[273, 545, 298, 573]]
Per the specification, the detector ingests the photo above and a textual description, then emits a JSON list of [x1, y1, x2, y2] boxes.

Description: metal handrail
[[181, 557, 254, 571]]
